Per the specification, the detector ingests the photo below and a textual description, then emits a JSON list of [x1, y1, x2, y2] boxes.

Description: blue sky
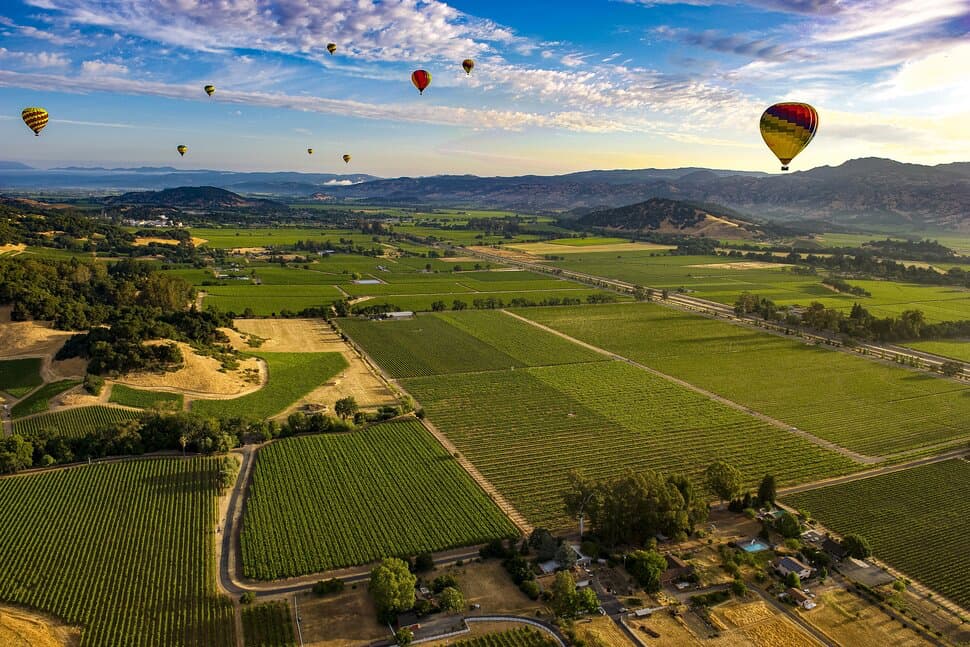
[[1, 0, 968, 176]]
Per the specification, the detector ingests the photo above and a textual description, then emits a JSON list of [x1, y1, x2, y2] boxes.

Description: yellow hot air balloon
[[177, 145, 188, 157], [327, 43, 337, 55], [760, 102, 818, 171], [204, 85, 215, 97], [342, 154, 351, 164], [22, 107, 49, 136], [462, 59, 475, 75], [307, 148, 314, 155]]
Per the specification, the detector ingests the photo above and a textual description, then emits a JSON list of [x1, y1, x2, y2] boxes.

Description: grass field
[[10, 380, 80, 418], [523, 304, 970, 457], [402, 362, 856, 527], [189, 228, 379, 249], [240, 419, 518, 578], [241, 601, 295, 647], [109, 384, 184, 410], [900, 339, 970, 363], [13, 406, 141, 439], [548, 236, 631, 246], [202, 284, 345, 316], [785, 459, 970, 610], [0, 457, 235, 646], [0, 358, 44, 397], [192, 352, 347, 420]]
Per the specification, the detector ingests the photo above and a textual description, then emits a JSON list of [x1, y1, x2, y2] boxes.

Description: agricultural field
[[785, 459, 970, 610], [547, 236, 631, 246], [109, 384, 184, 410], [452, 627, 557, 646], [241, 601, 295, 647], [13, 406, 141, 439], [240, 419, 517, 578], [188, 228, 379, 249], [348, 289, 622, 314], [201, 284, 345, 316], [0, 358, 44, 397], [10, 380, 79, 418], [192, 352, 347, 419], [523, 304, 970, 457], [901, 339, 970, 363], [0, 457, 236, 647], [402, 362, 856, 526]]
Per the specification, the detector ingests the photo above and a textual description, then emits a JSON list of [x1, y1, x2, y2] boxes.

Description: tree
[[438, 587, 465, 614], [528, 528, 559, 562], [757, 474, 777, 507], [774, 511, 801, 539], [626, 550, 667, 593], [940, 361, 963, 377], [334, 396, 359, 421], [785, 572, 801, 589], [555, 542, 577, 570], [451, 299, 467, 311], [705, 461, 745, 503], [430, 300, 446, 312], [550, 571, 580, 618], [394, 628, 413, 646], [370, 558, 416, 623], [413, 552, 434, 573], [240, 591, 255, 604], [731, 578, 747, 597], [842, 534, 872, 559], [577, 587, 599, 614]]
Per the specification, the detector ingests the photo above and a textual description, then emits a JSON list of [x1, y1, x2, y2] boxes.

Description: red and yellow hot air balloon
[[759, 102, 818, 171], [204, 84, 215, 97], [327, 43, 337, 55], [462, 59, 475, 75], [411, 69, 432, 94], [177, 144, 188, 157], [22, 107, 49, 136], [342, 154, 351, 164]]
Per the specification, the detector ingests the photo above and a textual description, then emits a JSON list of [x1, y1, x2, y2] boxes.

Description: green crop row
[[240, 419, 518, 579], [454, 627, 557, 646], [11, 380, 80, 418], [0, 357, 44, 397], [784, 459, 970, 610], [109, 384, 184, 410], [13, 405, 141, 439], [0, 457, 236, 647], [242, 601, 295, 647]]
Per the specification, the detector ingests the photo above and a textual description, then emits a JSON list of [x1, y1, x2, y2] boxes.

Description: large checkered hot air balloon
[[22, 107, 49, 136], [759, 103, 818, 171]]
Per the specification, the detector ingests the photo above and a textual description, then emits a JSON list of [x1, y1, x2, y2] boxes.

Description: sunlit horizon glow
[[0, 0, 967, 177]]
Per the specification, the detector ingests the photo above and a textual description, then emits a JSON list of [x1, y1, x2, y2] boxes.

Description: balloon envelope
[[342, 154, 351, 163], [462, 59, 475, 75], [204, 85, 215, 96], [307, 148, 314, 155], [411, 69, 432, 94], [21, 107, 49, 136], [760, 102, 818, 171], [177, 145, 187, 157], [327, 43, 337, 55]]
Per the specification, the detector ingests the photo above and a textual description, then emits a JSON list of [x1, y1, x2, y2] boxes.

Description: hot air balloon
[[411, 70, 432, 94], [21, 107, 49, 136], [307, 148, 314, 155], [177, 145, 188, 157], [462, 59, 475, 75], [760, 102, 818, 171], [327, 43, 337, 55], [342, 154, 351, 164], [204, 85, 215, 97]]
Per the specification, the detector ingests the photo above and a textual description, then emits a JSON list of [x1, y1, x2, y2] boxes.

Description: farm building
[[822, 538, 847, 561], [395, 611, 421, 631], [382, 311, 415, 320], [661, 554, 693, 585], [787, 588, 817, 610], [773, 556, 813, 580]]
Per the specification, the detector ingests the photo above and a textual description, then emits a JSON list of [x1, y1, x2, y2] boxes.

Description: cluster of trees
[[564, 469, 709, 548], [368, 557, 465, 633], [821, 277, 871, 297]]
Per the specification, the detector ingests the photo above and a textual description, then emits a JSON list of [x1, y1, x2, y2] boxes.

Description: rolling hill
[[577, 197, 761, 239]]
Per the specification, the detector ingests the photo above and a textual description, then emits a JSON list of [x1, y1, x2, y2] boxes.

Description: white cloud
[[560, 53, 589, 67], [81, 59, 128, 75], [811, 0, 968, 42], [0, 47, 69, 67]]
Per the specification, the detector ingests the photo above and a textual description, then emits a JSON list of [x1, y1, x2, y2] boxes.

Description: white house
[[773, 556, 813, 580]]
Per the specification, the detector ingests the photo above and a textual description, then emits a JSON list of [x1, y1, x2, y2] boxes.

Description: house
[[538, 560, 558, 575], [661, 555, 693, 585], [787, 588, 817, 610], [822, 538, 847, 561], [801, 530, 825, 545], [569, 544, 592, 567], [382, 311, 414, 320], [773, 556, 813, 580], [395, 611, 421, 631]]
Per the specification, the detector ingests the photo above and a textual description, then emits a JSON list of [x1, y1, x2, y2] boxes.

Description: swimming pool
[[740, 539, 769, 552]]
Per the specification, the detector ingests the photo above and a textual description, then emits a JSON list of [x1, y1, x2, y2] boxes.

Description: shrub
[[312, 578, 345, 596], [84, 373, 104, 396]]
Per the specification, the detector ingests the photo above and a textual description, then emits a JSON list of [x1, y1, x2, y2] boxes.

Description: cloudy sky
[[1, 0, 968, 176]]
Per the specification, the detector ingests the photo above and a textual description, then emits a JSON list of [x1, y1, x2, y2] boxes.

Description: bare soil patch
[[297, 588, 388, 647], [687, 261, 792, 271], [446, 560, 544, 616], [115, 341, 264, 397], [0, 243, 27, 256], [0, 321, 75, 358], [234, 319, 338, 352], [803, 590, 931, 647], [48, 357, 87, 380], [574, 616, 636, 646], [133, 237, 179, 246], [713, 600, 822, 647], [0, 604, 80, 647]]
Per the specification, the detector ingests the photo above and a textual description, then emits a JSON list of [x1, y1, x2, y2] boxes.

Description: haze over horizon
[[1, 0, 968, 176]]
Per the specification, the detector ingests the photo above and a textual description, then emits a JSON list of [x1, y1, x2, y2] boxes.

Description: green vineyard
[[523, 304, 970, 457], [13, 405, 141, 438], [784, 459, 970, 610], [454, 627, 557, 646], [0, 357, 44, 397], [192, 352, 347, 419], [242, 601, 296, 647], [10, 379, 80, 418], [403, 362, 857, 527], [109, 384, 184, 410], [0, 457, 236, 646], [241, 419, 518, 579]]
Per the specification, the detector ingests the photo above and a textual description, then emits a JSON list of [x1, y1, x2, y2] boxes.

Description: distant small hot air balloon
[[411, 69, 432, 94], [307, 148, 314, 155], [177, 145, 188, 157], [204, 85, 215, 97], [760, 102, 818, 171], [342, 154, 351, 164], [21, 107, 49, 136], [327, 43, 337, 55], [462, 59, 475, 75]]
